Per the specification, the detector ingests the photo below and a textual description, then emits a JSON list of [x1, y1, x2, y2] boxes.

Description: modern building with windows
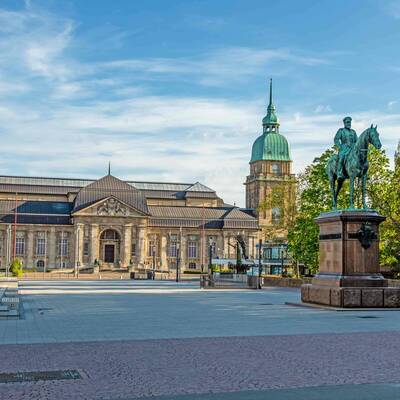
[[0, 173, 259, 272]]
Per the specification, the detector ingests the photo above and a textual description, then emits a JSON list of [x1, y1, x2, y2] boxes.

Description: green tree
[[367, 147, 400, 269], [287, 147, 399, 273], [258, 178, 297, 241]]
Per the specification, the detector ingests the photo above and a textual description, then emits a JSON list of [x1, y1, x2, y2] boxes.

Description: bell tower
[[245, 80, 295, 238]]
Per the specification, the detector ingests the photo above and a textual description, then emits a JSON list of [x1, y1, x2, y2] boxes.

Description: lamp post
[[176, 240, 180, 283], [152, 236, 156, 280], [258, 239, 263, 289], [208, 238, 213, 274]]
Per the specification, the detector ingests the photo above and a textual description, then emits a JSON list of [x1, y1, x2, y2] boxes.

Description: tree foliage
[[287, 147, 399, 273], [258, 178, 297, 241]]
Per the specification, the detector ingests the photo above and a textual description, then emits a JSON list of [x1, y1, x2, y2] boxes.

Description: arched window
[[100, 229, 120, 240]]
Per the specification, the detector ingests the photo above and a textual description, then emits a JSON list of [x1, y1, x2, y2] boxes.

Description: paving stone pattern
[[1, 281, 400, 399], [2, 332, 400, 399]]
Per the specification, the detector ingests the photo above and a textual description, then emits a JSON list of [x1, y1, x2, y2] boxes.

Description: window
[[272, 163, 280, 174], [169, 235, 177, 257], [272, 207, 281, 223], [83, 241, 89, 256], [36, 260, 45, 269], [16, 232, 25, 256], [100, 229, 119, 240], [131, 242, 136, 257], [58, 238, 68, 256], [148, 240, 157, 256], [36, 237, 46, 256], [188, 240, 198, 259], [188, 262, 197, 269]]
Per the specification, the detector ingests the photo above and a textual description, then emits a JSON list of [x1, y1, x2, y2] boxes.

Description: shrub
[[10, 258, 23, 278]]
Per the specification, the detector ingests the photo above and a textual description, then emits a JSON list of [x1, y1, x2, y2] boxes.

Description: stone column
[[137, 225, 146, 268], [74, 223, 84, 268], [223, 233, 229, 259], [122, 224, 132, 268], [27, 228, 34, 268], [90, 224, 99, 264], [48, 227, 56, 269], [216, 234, 224, 259], [160, 234, 168, 271]]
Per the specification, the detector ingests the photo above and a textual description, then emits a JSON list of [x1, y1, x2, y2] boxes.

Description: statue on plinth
[[326, 117, 382, 209]]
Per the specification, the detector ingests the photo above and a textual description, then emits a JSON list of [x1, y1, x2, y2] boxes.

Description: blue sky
[[0, 0, 399, 205]]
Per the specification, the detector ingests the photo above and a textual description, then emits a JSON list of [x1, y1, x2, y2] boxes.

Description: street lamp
[[258, 239, 263, 289], [208, 238, 214, 274], [152, 235, 156, 280], [176, 240, 180, 283]]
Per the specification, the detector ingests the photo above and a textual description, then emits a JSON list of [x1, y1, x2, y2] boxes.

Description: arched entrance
[[100, 229, 121, 266]]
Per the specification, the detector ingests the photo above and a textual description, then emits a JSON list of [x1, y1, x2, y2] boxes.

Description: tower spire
[[269, 78, 273, 107], [262, 78, 279, 132], [108, 161, 111, 175]]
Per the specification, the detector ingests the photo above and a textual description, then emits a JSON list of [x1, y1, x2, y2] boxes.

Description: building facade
[[0, 173, 259, 273], [245, 80, 296, 241]]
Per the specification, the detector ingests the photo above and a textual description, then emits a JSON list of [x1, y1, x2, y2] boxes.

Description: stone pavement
[[1, 280, 400, 399]]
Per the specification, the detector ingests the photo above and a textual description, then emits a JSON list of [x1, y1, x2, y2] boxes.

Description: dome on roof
[[250, 132, 291, 162], [250, 79, 291, 163]]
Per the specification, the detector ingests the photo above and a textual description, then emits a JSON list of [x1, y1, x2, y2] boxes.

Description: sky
[[0, 0, 399, 206]]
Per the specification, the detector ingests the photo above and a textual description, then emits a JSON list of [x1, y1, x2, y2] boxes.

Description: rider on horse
[[334, 116, 358, 179]]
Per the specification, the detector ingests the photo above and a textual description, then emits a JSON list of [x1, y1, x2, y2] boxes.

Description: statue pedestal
[[301, 210, 400, 308]]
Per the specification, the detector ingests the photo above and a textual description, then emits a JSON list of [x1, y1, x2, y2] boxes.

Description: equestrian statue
[[326, 116, 382, 209]]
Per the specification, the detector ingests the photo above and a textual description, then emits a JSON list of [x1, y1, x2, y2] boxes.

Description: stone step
[[0, 309, 19, 318]]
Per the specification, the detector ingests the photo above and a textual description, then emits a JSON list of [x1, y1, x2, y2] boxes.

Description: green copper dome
[[250, 132, 291, 162], [250, 79, 292, 163]]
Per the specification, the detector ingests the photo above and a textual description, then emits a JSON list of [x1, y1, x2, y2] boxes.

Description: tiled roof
[[0, 175, 215, 192], [73, 174, 149, 214], [148, 205, 258, 229], [0, 175, 218, 200], [0, 184, 80, 195], [185, 182, 214, 192]]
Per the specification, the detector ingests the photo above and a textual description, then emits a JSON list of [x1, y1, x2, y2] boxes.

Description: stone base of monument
[[301, 210, 400, 308]]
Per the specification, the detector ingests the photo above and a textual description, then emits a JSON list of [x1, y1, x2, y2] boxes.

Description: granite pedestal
[[301, 210, 400, 308]]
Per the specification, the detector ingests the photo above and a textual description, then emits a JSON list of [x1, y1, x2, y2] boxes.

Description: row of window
[[147, 238, 217, 259], [15, 237, 69, 257]]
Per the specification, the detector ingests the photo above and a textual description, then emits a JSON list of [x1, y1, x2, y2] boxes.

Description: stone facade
[[0, 174, 259, 273]]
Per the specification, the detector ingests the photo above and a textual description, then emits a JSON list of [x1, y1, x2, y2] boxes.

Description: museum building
[[0, 173, 259, 272]]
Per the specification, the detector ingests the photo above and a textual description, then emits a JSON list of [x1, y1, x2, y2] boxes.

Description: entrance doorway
[[104, 244, 115, 263]]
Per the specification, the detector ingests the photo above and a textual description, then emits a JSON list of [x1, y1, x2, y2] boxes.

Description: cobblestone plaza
[[2, 281, 400, 399]]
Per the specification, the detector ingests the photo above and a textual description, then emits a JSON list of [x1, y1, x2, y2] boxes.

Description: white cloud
[[314, 104, 332, 113], [0, 3, 398, 207]]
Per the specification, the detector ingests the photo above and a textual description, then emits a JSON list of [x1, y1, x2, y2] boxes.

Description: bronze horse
[[326, 125, 381, 209]]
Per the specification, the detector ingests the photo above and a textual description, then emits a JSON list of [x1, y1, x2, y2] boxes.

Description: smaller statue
[[236, 234, 248, 260], [327, 117, 382, 209]]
